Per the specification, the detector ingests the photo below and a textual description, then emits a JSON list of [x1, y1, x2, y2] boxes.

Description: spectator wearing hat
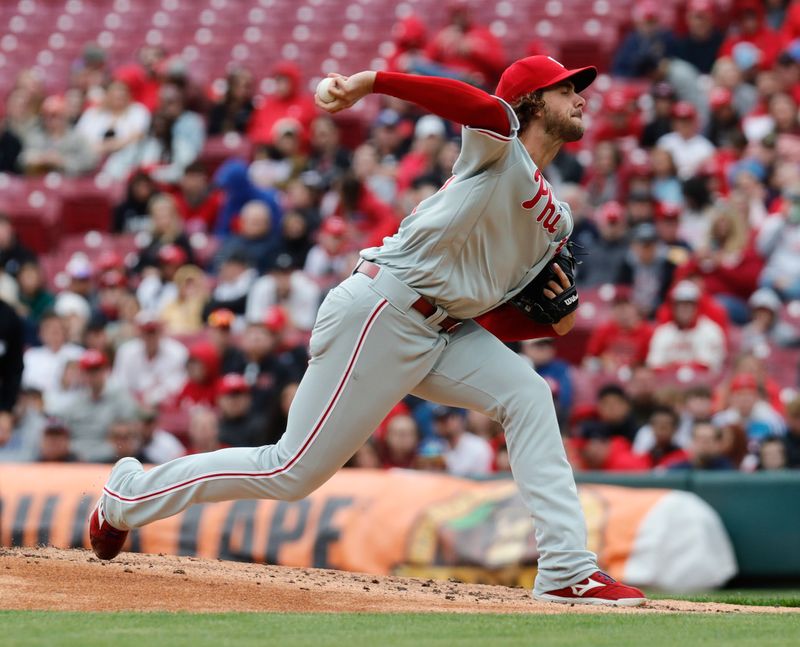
[[704, 87, 744, 148], [617, 222, 677, 318], [112, 170, 159, 233], [206, 308, 247, 375], [207, 67, 255, 137], [395, 115, 448, 194], [303, 217, 353, 290], [585, 287, 654, 373], [431, 405, 493, 476], [577, 202, 630, 287], [424, 0, 506, 88], [20, 95, 97, 176], [714, 372, 786, 444], [214, 199, 282, 274], [216, 373, 268, 447], [159, 264, 209, 335], [21, 310, 83, 396], [611, 0, 677, 78], [672, 0, 725, 75], [248, 61, 317, 148], [75, 78, 150, 179], [246, 253, 321, 332], [204, 250, 259, 317], [173, 341, 221, 409], [667, 421, 735, 471], [782, 396, 800, 468], [138, 406, 185, 464], [111, 311, 188, 407], [213, 158, 283, 238], [36, 418, 78, 463], [352, 141, 397, 206], [656, 102, 715, 179], [371, 108, 413, 166], [136, 243, 187, 317], [641, 83, 678, 149], [646, 280, 727, 373], [654, 203, 692, 254], [742, 287, 800, 352], [49, 349, 138, 461], [757, 182, 800, 299], [239, 311, 305, 413], [592, 90, 643, 144], [54, 290, 92, 346]]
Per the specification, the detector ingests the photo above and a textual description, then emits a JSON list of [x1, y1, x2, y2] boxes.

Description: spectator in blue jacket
[[213, 158, 283, 237], [611, 1, 677, 78]]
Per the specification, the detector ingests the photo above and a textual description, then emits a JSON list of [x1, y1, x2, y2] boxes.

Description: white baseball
[[316, 77, 337, 103]]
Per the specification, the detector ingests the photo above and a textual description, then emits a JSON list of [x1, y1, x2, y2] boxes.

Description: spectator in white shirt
[[646, 280, 727, 373], [656, 101, 715, 179], [138, 406, 185, 464], [22, 311, 83, 396], [246, 253, 322, 331], [111, 311, 188, 407], [75, 79, 150, 179], [431, 405, 493, 477]]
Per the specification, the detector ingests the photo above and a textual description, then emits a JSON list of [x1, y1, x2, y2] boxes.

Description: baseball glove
[[508, 242, 580, 324]]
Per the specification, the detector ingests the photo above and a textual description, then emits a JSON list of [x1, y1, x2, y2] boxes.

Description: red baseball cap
[[96, 250, 123, 272], [158, 244, 188, 266], [708, 87, 732, 110], [597, 201, 625, 224], [656, 203, 682, 220], [262, 306, 288, 333], [730, 373, 759, 393], [495, 55, 597, 105], [321, 216, 347, 237], [217, 373, 250, 396], [687, 0, 714, 15], [79, 349, 107, 370], [99, 269, 127, 288], [672, 101, 697, 120]]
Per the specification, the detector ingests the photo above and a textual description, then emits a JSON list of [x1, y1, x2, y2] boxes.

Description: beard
[[542, 105, 585, 142]]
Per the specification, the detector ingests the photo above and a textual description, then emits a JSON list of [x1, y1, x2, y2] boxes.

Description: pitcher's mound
[[0, 547, 794, 614]]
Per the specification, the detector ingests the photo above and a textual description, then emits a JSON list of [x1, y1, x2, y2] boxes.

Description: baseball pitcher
[[90, 56, 646, 606]]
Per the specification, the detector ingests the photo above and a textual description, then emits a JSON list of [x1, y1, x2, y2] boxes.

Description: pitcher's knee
[[502, 372, 553, 420]]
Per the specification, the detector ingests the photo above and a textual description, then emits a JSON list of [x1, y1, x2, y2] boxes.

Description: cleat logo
[[570, 578, 605, 597]]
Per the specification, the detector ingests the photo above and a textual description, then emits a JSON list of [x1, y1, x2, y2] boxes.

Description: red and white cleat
[[88, 499, 128, 561], [534, 571, 647, 607]]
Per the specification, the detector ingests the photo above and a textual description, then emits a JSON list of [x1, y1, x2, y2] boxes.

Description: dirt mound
[[0, 547, 795, 614]]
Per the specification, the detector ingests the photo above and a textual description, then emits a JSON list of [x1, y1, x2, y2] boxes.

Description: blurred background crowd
[[1, 0, 800, 475]]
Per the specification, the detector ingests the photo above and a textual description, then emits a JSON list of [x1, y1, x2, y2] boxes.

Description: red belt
[[355, 261, 463, 334]]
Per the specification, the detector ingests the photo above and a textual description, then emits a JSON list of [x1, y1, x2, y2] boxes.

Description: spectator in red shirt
[[567, 425, 650, 472], [248, 61, 317, 147], [634, 405, 690, 468], [585, 287, 654, 373], [395, 115, 448, 194], [168, 162, 223, 233], [592, 90, 643, 144], [424, 0, 506, 88], [719, 1, 781, 70], [173, 341, 221, 409], [333, 174, 399, 249]]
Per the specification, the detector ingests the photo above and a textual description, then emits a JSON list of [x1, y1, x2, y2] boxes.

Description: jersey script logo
[[521, 169, 562, 234], [570, 578, 605, 597]]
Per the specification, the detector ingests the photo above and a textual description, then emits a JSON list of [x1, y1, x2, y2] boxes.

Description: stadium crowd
[[2, 0, 800, 475]]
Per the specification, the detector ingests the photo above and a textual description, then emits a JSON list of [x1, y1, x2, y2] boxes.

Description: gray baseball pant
[[101, 268, 598, 592]]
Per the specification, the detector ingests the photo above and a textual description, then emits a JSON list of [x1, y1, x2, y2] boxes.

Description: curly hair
[[512, 89, 545, 133]]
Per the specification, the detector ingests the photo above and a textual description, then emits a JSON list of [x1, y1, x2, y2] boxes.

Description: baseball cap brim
[[547, 66, 597, 94]]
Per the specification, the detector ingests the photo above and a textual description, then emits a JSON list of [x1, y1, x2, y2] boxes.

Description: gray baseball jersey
[[363, 101, 573, 319], [97, 99, 598, 595]]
